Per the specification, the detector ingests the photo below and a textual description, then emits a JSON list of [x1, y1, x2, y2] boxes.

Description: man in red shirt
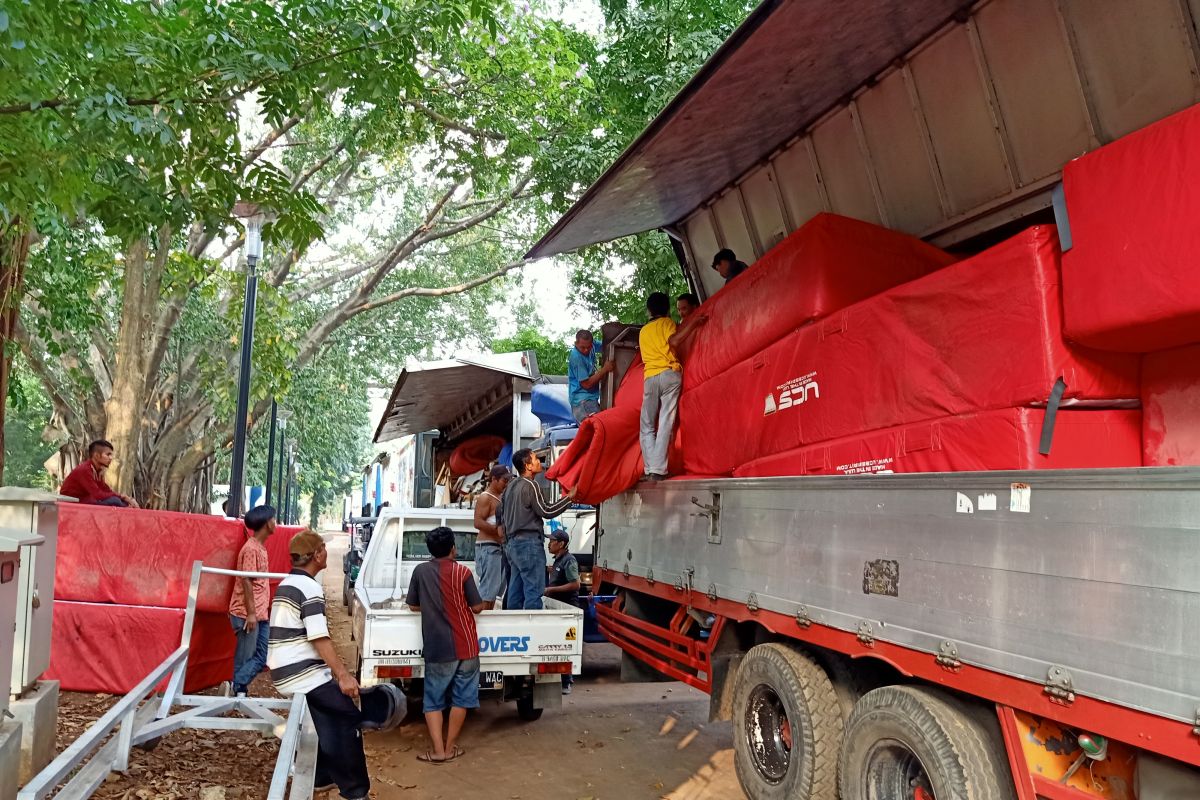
[[59, 440, 139, 508], [226, 504, 276, 696]]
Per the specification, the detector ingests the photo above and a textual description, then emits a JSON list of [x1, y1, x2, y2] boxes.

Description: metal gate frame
[[20, 562, 318, 800]]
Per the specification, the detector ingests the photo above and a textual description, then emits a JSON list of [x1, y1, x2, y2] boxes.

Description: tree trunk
[[0, 220, 33, 484]]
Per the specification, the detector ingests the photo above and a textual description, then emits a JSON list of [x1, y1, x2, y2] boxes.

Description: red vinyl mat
[[733, 408, 1142, 477], [1062, 101, 1200, 352], [44, 602, 235, 694], [56, 504, 301, 611], [681, 227, 1140, 476], [683, 213, 955, 389], [1142, 344, 1200, 466]]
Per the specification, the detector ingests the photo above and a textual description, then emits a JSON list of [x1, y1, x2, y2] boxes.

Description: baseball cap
[[289, 530, 324, 563], [549, 529, 570, 543]]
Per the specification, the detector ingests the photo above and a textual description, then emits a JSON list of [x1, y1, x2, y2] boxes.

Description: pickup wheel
[[732, 643, 841, 800], [342, 574, 352, 608], [516, 694, 543, 722], [838, 686, 1016, 800]]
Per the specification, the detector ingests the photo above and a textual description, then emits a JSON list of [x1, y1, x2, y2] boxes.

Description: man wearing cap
[[544, 529, 581, 694], [267, 530, 369, 800], [473, 465, 511, 610]]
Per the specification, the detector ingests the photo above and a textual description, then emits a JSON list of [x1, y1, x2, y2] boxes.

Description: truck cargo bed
[[599, 467, 1200, 724]]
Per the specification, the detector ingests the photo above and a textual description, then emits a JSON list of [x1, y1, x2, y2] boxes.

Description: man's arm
[[526, 480, 577, 519], [668, 315, 708, 359], [465, 574, 486, 614], [239, 577, 258, 631], [473, 497, 500, 537], [312, 637, 358, 698], [579, 360, 615, 390]]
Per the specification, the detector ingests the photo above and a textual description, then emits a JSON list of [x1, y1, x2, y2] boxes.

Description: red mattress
[[56, 504, 302, 612], [1061, 102, 1200, 352], [733, 408, 1142, 477], [681, 227, 1141, 476], [45, 602, 235, 694], [546, 357, 679, 504], [683, 213, 955, 389], [1142, 344, 1200, 466], [448, 435, 506, 476]]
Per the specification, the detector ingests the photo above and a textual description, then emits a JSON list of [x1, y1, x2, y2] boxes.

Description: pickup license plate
[[479, 671, 503, 687]]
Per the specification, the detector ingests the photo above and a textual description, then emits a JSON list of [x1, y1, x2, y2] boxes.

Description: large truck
[[527, 2, 1200, 799]]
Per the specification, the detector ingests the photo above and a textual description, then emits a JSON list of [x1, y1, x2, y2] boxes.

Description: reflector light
[[537, 662, 571, 674], [377, 666, 413, 679]]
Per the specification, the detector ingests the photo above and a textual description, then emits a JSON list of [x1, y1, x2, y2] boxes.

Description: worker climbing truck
[[527, 1, 1200, 798]]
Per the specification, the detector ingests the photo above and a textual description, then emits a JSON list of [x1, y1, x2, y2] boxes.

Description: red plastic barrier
[[56, 505, 243, 611], [45, 602, 234, 694], [733, 408, 1142, 477], [448, 435, 506, 476], [681, 227, 1140, 476], [1062, 102, 1200, 352], [683, 213, 956, 390], [1142, 344, 1200, 466], [56, 505, 302, 611]]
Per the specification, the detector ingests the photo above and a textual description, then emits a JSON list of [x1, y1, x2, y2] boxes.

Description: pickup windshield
[[361, 517, 477, 593]]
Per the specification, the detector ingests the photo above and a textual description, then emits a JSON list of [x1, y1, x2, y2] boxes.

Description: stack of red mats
[[680, 226, 1141, 476]]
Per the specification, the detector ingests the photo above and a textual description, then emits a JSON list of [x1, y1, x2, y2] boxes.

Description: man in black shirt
[[543, 529, 581, 694], [497, 448, 576, 610], [712, 248, 748, 284]]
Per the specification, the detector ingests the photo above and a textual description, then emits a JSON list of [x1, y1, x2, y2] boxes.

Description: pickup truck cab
[[351, 507, 583, 720]]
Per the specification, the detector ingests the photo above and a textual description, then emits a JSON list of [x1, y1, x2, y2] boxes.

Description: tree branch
[[352, 259, 527, 316], [407, 98, 505, 142]]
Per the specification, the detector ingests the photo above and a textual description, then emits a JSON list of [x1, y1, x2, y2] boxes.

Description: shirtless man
[[473, 465, 512, 609]]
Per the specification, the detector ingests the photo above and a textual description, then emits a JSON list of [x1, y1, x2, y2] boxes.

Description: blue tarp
[[532, 383, 574, 430]]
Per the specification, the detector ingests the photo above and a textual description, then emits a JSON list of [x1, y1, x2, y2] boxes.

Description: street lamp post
[[276, 409, 291, 514], [283, 438, 297, 524], [265, 400, 278, 507], [227, 207, 265, 519]]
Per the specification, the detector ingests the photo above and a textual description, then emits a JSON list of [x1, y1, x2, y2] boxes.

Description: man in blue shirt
[[568, 329, 614, 423]]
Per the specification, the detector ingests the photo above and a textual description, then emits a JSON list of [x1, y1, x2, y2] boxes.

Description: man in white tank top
[[473, 465, 511, 609]]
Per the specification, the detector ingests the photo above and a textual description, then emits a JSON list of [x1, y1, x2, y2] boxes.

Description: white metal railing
[[20, 561, 317, 800]]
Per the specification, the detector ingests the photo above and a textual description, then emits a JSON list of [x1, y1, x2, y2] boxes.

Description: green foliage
[[491, 328, 569, 375], [2, 357, 56, 489]]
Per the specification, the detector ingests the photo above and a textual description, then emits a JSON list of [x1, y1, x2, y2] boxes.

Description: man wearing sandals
[[407, 526, 486, 763]]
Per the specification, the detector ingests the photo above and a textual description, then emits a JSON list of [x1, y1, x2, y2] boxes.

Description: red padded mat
[[681, 227, 1140, 476], [1142, 344, 1200, 466], [733, 408, 1142, 477], [683, 213, 955, 389], [1062, 102, 1200, 352], [45, 603, 235, 694], [56, 504, 301, 611]]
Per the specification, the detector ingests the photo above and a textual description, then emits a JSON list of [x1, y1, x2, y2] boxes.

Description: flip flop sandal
[[417, 751, 447, 764]]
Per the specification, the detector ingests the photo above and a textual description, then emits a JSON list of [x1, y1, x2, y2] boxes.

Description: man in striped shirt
[[267, 530, 368, 800]]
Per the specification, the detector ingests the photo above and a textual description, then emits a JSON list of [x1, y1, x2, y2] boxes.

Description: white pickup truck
[[350, 507, 583, 720]]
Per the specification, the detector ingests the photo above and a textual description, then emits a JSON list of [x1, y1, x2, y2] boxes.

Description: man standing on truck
[[639, 292, 683, 481], [406, 526, 485, 764], [59, 439, 140, 508], [712, 248, 748, 284], [268, 530, 370, 800], [568, 329, 614, 422], [543, 529, 581, 694], [498, 448, 576, 609], [473, 465, 511, 610], [226, 504, 276, 697]]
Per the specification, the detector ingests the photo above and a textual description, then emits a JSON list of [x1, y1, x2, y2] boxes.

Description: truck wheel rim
[[745, 684, 792, 783], [864, 740, 934, 800]]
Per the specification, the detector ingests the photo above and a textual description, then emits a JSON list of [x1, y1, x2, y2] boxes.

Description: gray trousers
[[639, 369, 682, 475]]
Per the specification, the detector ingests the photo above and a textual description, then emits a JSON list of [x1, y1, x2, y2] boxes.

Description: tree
[[491, 328, 570, 376]]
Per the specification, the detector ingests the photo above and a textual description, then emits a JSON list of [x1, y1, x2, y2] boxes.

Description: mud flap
[[532, 677, 563, 710]]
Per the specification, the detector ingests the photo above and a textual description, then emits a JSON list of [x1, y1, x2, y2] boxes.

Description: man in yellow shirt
[[638, 292, 683, 480]]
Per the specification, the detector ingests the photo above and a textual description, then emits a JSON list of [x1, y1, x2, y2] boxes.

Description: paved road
[[324, 532, 746, 800]]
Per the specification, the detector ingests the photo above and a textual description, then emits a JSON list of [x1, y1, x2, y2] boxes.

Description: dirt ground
[[54, 531, 746, 800]]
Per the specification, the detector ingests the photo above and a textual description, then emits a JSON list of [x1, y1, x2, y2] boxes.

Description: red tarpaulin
[[680, 227, 1140, 476], [1062, 102, 1200, 352], [448, 435, 506, 476], [733, 408, 1142, 477], [683, 213, 956, 390], [1142, 344, 1200, 466], [56, 505, 303, 611], [44, 602, 234, 694]]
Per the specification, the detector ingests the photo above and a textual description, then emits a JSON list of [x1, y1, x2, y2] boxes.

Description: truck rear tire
[[731, 643, 842, 800], [838, 686, 1016, 800], [516, 695, 543, 721]]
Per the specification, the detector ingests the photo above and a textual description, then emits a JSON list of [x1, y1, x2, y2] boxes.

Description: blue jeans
[[230, 614, 269, 694], [506, 535, 546, 610], [422, 658, 480, 713]]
